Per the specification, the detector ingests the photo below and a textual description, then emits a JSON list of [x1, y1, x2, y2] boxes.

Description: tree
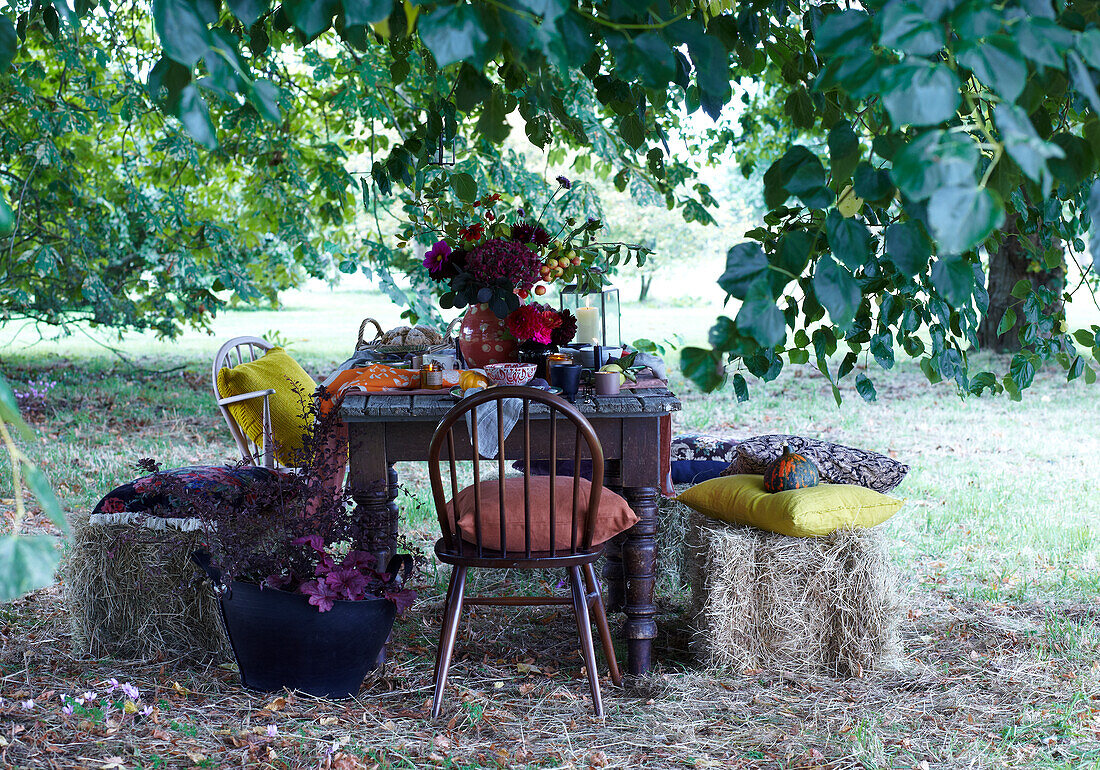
[[7, 0, 1100, 401]]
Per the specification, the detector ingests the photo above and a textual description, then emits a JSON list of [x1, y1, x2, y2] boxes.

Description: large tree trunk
[[977, 215, 1065, 353]]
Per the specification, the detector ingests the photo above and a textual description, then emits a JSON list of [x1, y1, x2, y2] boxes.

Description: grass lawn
[[1, 287, 1099, 769]]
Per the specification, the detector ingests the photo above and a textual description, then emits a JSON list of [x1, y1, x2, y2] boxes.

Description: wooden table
[[336, 386, 681, 676]]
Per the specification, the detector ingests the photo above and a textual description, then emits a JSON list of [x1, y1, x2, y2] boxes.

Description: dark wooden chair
[[427, 386, 623, 718]]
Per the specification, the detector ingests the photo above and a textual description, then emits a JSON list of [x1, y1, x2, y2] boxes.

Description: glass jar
[[420, 361, 444, 390]]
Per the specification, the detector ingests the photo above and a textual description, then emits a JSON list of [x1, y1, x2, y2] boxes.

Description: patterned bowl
[[483, 363, 537, 386]]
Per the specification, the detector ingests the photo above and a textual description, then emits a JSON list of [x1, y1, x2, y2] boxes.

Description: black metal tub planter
[[195, 546, 415, 699]]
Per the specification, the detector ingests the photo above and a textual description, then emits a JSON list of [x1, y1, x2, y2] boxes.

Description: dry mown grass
[[2, 577, 1098, 769], [2, 356, 1100, 768]]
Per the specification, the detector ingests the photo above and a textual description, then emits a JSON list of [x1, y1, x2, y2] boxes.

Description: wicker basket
[[355, 318, 459, 355]]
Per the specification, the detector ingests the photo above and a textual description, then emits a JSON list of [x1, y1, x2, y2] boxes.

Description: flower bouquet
[[401, 175, 649, 366]]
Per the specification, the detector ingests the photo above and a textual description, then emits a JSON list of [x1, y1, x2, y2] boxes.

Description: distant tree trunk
[[978, 215, 1065, 353], [638, 274, 653, 303]]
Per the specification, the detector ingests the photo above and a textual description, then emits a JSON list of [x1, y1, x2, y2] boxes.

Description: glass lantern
[[559, 278, 621, 348]]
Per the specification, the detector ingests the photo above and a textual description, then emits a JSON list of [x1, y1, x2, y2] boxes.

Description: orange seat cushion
[[446, 476, 637, 553]]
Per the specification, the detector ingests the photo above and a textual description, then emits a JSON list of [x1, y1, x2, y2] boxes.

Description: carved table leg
[[347, 425, 398, 571], [601, 460, 625, 613], [620, 485, 659, 677]]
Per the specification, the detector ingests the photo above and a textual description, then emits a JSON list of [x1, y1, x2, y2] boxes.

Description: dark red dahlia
[[550, 309, 577, 347], [465, 238, 543, 289]]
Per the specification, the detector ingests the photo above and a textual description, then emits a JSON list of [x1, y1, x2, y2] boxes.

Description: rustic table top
[[336, 386, 681, 421]]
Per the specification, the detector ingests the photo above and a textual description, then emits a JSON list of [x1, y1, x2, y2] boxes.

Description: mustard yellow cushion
[[216, 347, 316, 466], [676, 474, 903, 537]]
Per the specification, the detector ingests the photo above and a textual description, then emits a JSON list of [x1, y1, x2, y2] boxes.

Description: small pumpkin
[[763, 444, 820, 493]]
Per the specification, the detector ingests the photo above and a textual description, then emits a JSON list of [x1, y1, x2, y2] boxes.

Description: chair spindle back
[[428, 387, 606, 559]]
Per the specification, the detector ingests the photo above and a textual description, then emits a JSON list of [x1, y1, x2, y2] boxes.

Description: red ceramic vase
[[458, 304, 518, 368]]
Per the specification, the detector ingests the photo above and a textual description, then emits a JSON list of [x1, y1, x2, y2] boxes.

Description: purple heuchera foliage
[[300, 579, 339, 612], [137, 386, 417, 615]]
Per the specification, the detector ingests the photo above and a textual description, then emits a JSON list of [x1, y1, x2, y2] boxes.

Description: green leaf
[[784, 87, 815, 130], [770, 230, 815, 296], [884, 221, 931, 276], [476, 89, 511, 144], [1079, 28, 1100, 70], [175, 84, 217, 150], [816, 10, 872, 57], [419, 4, 488, 68], [1090, 179, 1100, 271], [926, 185, 1001, 255], [994, 104, 1064, 196], [0, 376, 32, 439], [814, 257, 860, 330], [828, 120, 860, 183], [931, 256, 975, 308], [680, 347, 726, 392], [880, 61, 961, 127], [343, 0, 389, 26], [285, 0, 338, 39], [732, 373, 749, 402], [1009, 352, 1036, 390], [0, 535, 60, 602], [852, 162, 894, 205], [1068, 355, 1085, 382], [1010, 278, 1032, 299], [153, 0, 212, 67], [620, 32, 677, 90], [997, 307, 1017, 336], [957, 36, 1028, 104], [766, 145, 833, 209], [826, 209, 871, 270], [1016, 17, 1074, 70], [870, 332, 894, 370], [620, 113, 645, 150], [249, 78, 281, 123], [226, 0, 269, 26], [0, 14, 16, 71], [1068, 51, 1100, 116], [718, 243, 769, 300], [22, 464, 67, 534], [891, 131, 979, 201], [855, 372, 877, 402], [878, 1, 944, 57], [454, 64, 492, 112], [736, 284, 786, 348], [449, 172, 477, 203]]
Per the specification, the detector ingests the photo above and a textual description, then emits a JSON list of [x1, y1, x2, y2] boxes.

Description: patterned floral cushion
[[92, 465, 288, 517], [720, 435, 908, 494], [670, 434, 739, 485]]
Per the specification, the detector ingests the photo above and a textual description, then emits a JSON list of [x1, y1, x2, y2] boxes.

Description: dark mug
[[549, 363, 582, 402]]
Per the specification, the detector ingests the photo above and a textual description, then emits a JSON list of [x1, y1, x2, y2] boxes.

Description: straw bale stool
[[683, 508, 902, 676]]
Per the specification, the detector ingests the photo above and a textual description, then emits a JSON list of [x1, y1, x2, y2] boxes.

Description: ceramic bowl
[[483, 363, 537, 386]]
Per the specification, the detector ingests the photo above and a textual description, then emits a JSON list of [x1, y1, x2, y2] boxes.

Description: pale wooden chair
[[211, 336, 277, 468]]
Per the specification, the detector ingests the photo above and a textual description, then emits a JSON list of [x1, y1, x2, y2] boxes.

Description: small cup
[[593, 370, 622, 396], [549, 363, 582, 401]]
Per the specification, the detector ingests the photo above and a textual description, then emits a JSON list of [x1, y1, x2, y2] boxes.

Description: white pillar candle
[[575, 306, 600, 344]]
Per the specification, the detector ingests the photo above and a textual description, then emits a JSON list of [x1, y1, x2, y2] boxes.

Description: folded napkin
[[318, 364, 421, 413], [462, 386, 524, 459]]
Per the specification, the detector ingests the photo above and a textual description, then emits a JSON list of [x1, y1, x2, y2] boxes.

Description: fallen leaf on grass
[[100, 758, 126, 769], [263, 696, 287, 712], [171, 682, 191, 696], [186, 751, 207, 764], [319, 716, 339, 725]]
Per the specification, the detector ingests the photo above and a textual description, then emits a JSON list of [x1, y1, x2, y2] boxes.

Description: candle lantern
[[559, 278, 621, 348]]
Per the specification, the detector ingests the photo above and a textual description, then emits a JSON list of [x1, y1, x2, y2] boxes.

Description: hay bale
[[684, 509, 902, 676], [61, 510, 229, 661]]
